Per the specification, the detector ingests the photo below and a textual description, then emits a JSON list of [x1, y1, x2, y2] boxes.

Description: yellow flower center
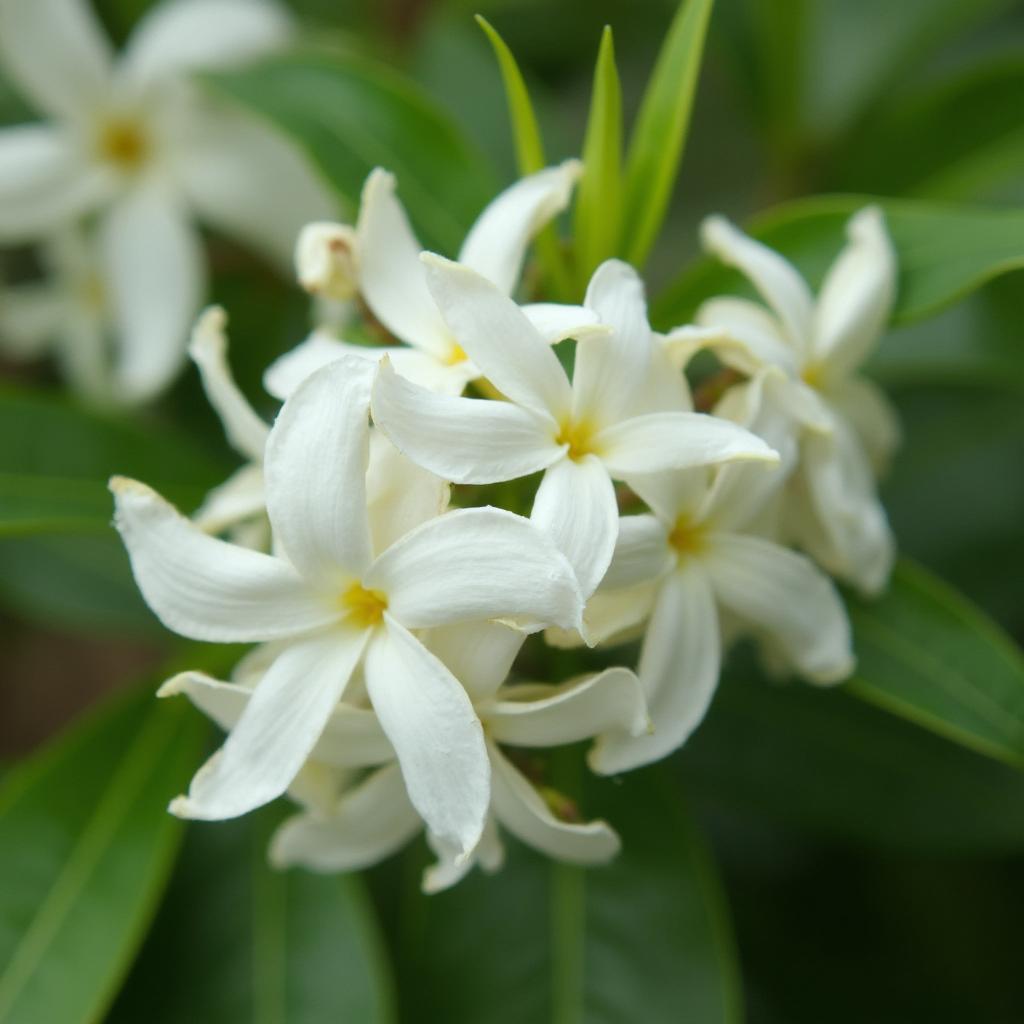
[[801, 362, 824, 390], [340, 582, 388, 628], [97, 117, 149, 171], [668, 514, 706, 561], [445, 341, 468, 366], [556, 417, 598, 461]]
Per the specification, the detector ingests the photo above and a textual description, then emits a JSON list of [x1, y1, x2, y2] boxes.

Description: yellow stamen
[[556, 417, 598, 461], [97, 117, 148, 171], [801, 362, 824, 389], [340, 581, 388, 628], [445, 341, 468, 366], [668, 514, 706, 560]]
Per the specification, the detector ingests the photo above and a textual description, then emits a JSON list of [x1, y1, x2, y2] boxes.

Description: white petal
[[371, 356, 560, 484], [169, 628, 367, 820], [487, 667, 648, 747], [530, 454, 618, 599], [693, 296, 799, 375], [157, 670, 252, 732], [705, 533, 854, 682], [701, 215, 814, 350], [294, 221, 358, 300], [600, 514, 672, 590], [521, 303, 604, 344], [591, 568, 720, 773], [423, 816, 504, 894], [0, 0, 112, 123], [263, 356, 375, 586], [270, 764, 421, 872], [489, 743, 619, 864], [356, 169, 451, 357], [549, 579, 657, 648], [367, 506, 584, 634], [636, 339, 694, 415], [100, 186, 204, 401], [0, 280, 64, 357], [625, 467, 709, 524], [420, 621, 525, 701], [596, 411, 778, 476], [120, 0, 290, 87], [457, 159, 580, 294], [826, 374, 901, 475], [813, 206, 895, 378], [422, 254, 573, 419], [365, 617, 490, 856], [111, 476, 332, 641], [189, 307, 269, 461], [192, 464, 266, 535]]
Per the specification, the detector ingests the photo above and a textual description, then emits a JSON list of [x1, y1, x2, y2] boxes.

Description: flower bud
[[294, 221, 359, 301]]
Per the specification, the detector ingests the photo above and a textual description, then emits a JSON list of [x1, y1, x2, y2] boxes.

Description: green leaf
[[0, 474, 114, 537], [205, 52, 496, 253], [573, 26, 623, 286], [651, 195, 1024, 329], [847, 559, 1024, 769], [110, 808, 395, 1023], [403, 767, 741, 1022], [621, 0, 715, 269], [0, 685, 207, 1024]]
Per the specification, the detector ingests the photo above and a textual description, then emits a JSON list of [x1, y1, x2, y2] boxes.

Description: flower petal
[[423, 816, 504, 894], [420, 621, 525, 701], [422, 253, 573, 419], [600, 513, 672, 590], [530, 454, 618, 598], [625, 467, 709, 524], [457, 159, 580, 294], [192, 463, 266, 535], [521, 303, 603, 344], [169, 628, 368, 820], [371, 356, 560, 484], [367, 506, 584, 633], [591, 567, 720, 773], [827, 374, 901, 475], [704, 533, 854, 683], [489, 742, 620, 864], [693, 296, 799, 375], [111, 476, 332, 641], [264, 355, 375, 586], [365, 617, 490, 856]]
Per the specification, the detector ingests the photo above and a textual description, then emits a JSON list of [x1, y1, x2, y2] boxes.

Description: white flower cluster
[[112, 163, 896, 890]]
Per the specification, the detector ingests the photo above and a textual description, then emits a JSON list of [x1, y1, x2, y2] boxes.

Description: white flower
[[371, 255, 779, 598], [694, 206, 899, 593], [264, 161, 603, 398], [0, 0, 335, 400], [111, 355, 585, 858], [579, 455, 854, 774]]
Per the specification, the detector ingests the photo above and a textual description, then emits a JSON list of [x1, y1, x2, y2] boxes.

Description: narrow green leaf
[[621, 0, 715, 268], [0, 686, 208, 1024], [573, 26, 623, 286], [847, 559, 1024, 769], [0, 475, 114, 537]]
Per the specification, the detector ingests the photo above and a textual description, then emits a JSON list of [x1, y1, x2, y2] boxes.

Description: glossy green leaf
[[847, 559, 1024, 769], [0, 685, 207, 1024], [110, 808, 395, 1023], [206, 53, 496, 252], [651, 195, 1024, 329], [621, 0, 714, 268], [402, 766, 741, 1022]]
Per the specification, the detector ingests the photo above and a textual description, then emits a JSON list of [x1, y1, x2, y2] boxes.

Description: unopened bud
[[295, 221, 359, 301]]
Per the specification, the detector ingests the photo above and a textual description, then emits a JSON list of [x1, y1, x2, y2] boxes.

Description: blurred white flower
[[0, 0, 335, 401]]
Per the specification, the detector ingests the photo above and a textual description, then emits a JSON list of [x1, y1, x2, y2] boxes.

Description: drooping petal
[[521, 303, 604, 344], [420, 621, 525, 701], [371, 356, 560, 484], [529, 454, 618, 599], [111, 476, 333, 641], [591, 567, 720, 774], [120, 0, 290, 87], [270, 764, 421, 872], [191, 463, 266, 535], [701, 215, 814, 352], [599, 514, 673, 590], [457, 159, 580, 294], [263, 356, 375, 587], [0, 0, 112, 124], [596, 410, 778, 476], [99, 185, 204, 402], [422, 254, 573, 419], [169, 628, 368, 820], [366, 507, 584, 634], [704, 533, 854, 683], [364, 617, 490, 857], [826, 374, 901, 475], [423, 816, 504, 894], [0, 280, 64, 358], [693, 296, 799, 375], [489, 742, 620, 864]]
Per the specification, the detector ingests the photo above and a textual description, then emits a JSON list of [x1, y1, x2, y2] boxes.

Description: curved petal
[[371, 356, 560, 484], [0, 0, 112, 124], [705, 533, 854, 683], [600, 513, 672, 590], [263, 355, 375, 586], [693, 296, 799, 375], [189, 306, 269, 461], [111, 476, 333, 641], [549, 579, 657, 648], [457, 159, 580, 294], [365, 617, 490, 857], [120, 0, 290, 87], [530, 454, 618, 599], [826, 374, 901, 475], [423, 816, 504, 894], [367, 506, 584, 634], [422, 254, 573, 420], [489, 742, 619, 864], [420, 621, 525, 702], [590, 567, 720, 774], [521, 303, 603, 344], [271, 764, 421, 872], [169, 628, 368, 820], [701, 215, 813, 351], [487, 667, 648, 747], [596, 411, 778, 477], [192, 463, 266, 535]]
